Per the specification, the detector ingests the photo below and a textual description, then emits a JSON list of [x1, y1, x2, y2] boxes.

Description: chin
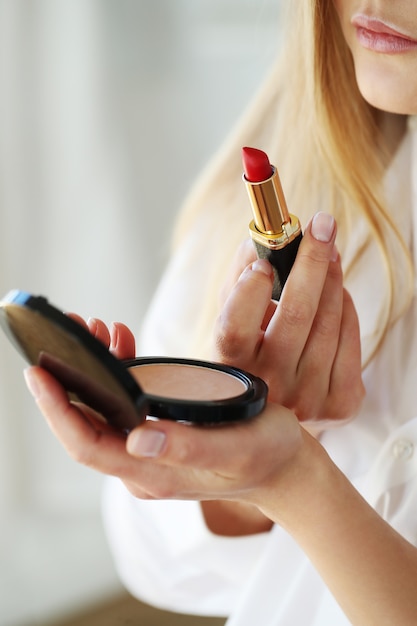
[[354, 61, 417, 115], [360, 88, 417, 115]]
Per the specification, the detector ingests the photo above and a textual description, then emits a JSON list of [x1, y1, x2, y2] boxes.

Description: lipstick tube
[[242, 147, 302, 300]]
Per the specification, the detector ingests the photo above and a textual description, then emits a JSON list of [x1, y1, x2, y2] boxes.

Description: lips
[[352, 14, 417, 53]]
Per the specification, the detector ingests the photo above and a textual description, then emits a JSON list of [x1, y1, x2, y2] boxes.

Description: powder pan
[[0, 290, 268, 430]]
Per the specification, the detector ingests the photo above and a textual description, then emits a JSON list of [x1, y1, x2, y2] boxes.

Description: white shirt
[[102, 121, 417, 625]]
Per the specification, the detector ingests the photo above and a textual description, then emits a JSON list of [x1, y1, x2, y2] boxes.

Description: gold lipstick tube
[[244, 167, 302, 300]]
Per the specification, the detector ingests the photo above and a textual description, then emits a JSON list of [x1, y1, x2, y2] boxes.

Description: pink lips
[[352, 14, 417, 54]]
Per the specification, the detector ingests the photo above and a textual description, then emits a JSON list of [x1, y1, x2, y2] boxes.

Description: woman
[[24, 1, 417, 624]]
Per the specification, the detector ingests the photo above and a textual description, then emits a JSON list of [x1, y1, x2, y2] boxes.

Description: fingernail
[[330, 244, 339, 263], [24, 368, 41, 400], [87, 317, 98, 335], [251, 259, 273, 277], [127, 429, 166, 458], [110, 322, 118, 351], [311, 212, 335, 243]]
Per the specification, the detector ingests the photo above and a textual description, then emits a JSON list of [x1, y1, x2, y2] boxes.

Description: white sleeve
[[102, 477, 270, 617]]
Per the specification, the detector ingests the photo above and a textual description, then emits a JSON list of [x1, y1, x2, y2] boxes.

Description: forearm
[[258, 431, 417, 626]]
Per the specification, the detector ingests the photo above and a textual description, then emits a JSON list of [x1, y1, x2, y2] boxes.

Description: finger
[[218, 238, 257, 309], [214, 259, 274, 365], [126, 403, 302, 499], [68, 315, 136, 359], [24, 366, 179, 498], [24, 366, 134, 473], [326, 289, 365, 421], [303, 251, 343, 366], [67, 313, 112, 348], [291, 254, 344, 419], [87, 317, 111, 347], [24, 367, 303, 503], [23, 366, 219, 500], [261, 300, 277, 332], [67, 312, 89, 330], [266, 212, 337, 371], [110, 322, 136, 360]]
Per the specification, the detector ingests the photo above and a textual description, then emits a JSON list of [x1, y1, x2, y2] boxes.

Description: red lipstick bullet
[[242, 146, 273, 182]]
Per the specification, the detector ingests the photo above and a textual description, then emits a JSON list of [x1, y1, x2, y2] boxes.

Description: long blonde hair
[[172, 0, 413, 364]]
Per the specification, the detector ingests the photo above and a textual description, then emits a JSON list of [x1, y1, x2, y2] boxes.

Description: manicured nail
[[311, 212, 335, 243], [127, 429, 166, 458], [24, 368, 41, 400], [87, 317, 98, 335], [251, 259, 273, 277], [110, 322, 118, 351]]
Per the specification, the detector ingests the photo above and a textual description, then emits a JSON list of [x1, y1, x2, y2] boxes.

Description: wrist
[[251, 427, 332, 529]]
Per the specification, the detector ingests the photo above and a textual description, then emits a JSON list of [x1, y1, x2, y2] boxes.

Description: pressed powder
[[130, 363, 247, 401]]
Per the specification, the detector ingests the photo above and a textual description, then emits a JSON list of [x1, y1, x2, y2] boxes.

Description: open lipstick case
[[0, 290, 268, 430]]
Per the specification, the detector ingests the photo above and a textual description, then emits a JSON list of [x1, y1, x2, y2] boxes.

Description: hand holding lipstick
[[214, 212, 365, 427]]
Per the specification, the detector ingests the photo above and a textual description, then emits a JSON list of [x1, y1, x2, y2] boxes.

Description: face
[[333, 1, 417, 114]]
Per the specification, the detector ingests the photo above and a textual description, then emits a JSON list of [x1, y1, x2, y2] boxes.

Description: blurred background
[[0, 1, 283, 623]]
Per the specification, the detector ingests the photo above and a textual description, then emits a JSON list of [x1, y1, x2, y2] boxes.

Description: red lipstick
[[242, 146, 273, 182], [242, 147, 302, 300]]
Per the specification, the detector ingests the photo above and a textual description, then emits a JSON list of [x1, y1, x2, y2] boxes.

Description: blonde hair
[[172, 0, 413, 364]]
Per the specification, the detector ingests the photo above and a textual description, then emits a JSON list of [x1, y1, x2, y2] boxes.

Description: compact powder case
[[0, 290, 268, 430]]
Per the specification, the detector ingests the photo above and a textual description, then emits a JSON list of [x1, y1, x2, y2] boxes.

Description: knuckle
[[215, 317, 250, 360], [68, 442, 96, 467], [279, 292, 315, 329], [297, 246, 330, 267], [312, 309, 341, 338]]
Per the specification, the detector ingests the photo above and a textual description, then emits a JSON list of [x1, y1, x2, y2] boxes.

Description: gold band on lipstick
[[244, 167, 301, 250]]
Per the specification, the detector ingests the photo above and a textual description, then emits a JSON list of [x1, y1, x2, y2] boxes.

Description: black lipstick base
[[253, 232, 303, 300]]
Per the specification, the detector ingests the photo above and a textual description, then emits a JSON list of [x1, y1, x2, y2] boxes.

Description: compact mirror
[[0, 290, 268, 430]]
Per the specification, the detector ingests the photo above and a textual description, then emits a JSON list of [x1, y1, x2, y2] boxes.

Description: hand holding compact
[[24, 361, 304, 504], [17, 311, 302, 504], [214, 212, 365, 426]]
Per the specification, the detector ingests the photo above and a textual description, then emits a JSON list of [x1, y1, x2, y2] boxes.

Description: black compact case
[[0, 290, 268, 431]]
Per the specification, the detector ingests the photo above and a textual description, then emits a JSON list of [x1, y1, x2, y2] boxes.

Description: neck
[[377, 111, 407, 158]]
